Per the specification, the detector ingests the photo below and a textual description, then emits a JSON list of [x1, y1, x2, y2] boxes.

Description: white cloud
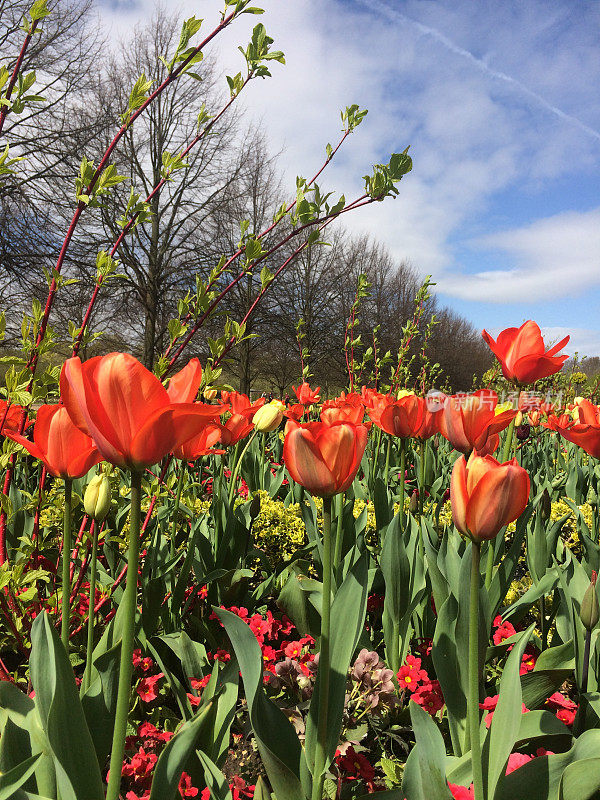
[[439, 208, 600, 302], [94, 0, 600, 316]]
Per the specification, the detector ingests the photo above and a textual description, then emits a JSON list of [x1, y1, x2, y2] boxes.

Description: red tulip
[[439, 391, 516, 454], [166, 358, 202, 403], [221, 414, 253, 445], [60, 353, 223, 469], [283, 419, 368, 497], [450, 451, 530, 541], [293, 382, 321, 405], [552, 400, 600, 459], [173, 423, 227, 460], [5, 404, 101, 479], [482, 321, 569, 384], [284, 403, 306, 422], [373, 393, 424, 439], [0, 400, 32, 435], [321, 396, 365, 425]]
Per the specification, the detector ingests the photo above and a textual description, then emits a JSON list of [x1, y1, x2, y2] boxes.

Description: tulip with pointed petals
[[450, 451, 530, 542], [293, 382, 321, 405], [60, 353, 223, 469], [283, 419, 368, 497], [5, 404, 101, 479], [482, 321, 569, 385]]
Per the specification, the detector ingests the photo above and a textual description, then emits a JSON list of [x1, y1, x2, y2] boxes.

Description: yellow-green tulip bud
[[253, 400, 285, 433], [204, 388, 218, 401], [580, 572, 599, 632], [84, 474, 111, 521]]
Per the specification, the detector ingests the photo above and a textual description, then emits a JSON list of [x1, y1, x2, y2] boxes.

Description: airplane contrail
[[357, 0, 600, 144]]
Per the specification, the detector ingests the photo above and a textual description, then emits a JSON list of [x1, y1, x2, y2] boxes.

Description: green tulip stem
[[372, 426, 383, 486], [399, 439, 406, 529], [83, 519, 99, 692], [501, 417, 516, 463], [61, 479, 72, 651], [333, 492, 344, 588], [419, 439, 426, 516], [485, 540, 494, 589], [260, 433, 266, 492], [312, 495, 333, 800], [170, 462, 186, 559], [469, 540, 484, 800], [384, 435, 392, 486], [228, 429, 258, 506], [106, 469, 142, 800]]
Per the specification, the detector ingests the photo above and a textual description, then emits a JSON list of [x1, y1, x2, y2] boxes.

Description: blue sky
[[97, 0, 600, 355]]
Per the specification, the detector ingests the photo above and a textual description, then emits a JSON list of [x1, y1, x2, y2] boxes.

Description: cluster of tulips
[[5, 318, 600, 800]]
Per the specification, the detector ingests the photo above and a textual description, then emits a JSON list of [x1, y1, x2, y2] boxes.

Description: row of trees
[[0, 0, 492, 395]]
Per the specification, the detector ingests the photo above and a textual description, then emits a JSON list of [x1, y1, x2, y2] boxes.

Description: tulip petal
[[283, 423, 336, 496], [466, 461, 530, 541], [167, 358, 203, 403], [450, 455, 469, 536]]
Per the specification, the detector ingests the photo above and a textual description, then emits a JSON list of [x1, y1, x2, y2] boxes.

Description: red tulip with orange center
[[439, 390, 516, 454], [60, 353, 223, 470], [552, 399, 600, 459], [283, 419, 368, 497], [450, 451, 530, 541], [482, 320, 569, 385], [5, 404, 102, 479], [293, 381, 321, 406]]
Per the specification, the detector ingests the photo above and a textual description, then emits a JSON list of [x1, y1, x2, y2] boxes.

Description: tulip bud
[[587, 487, 598, 509], [249, 492, 261, 520], [515, 411, 523, 427], [540, 489, 551, 521], [253, 400, 285, 433], [409, 489, 418, 514], [397, 389, 415, 400], [203, 388, 217, 401], [516, 423, 530, 441], [580, 572, 599, 631], [84, 474, 111, 521]]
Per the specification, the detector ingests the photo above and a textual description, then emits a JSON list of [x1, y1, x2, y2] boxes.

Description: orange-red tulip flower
[[173, 422, 227, 460], [60, 353, 223, 469], [284, 403, 306, 422], [439, 390, 516, 454], [373, 392, 424, 439], [166, 358, 203, 403], [283, 420, 368, 497], [450, 451, 530, 542], [482, 321, 569, 385], [221, 391, 265, 419], [293, 382, 321, 405], [321, 396, 365, 425], [222, 413, 254, 445], [552, 399, 600, 459], [0, 400, 32, 435], [5, 404, 101, 479]]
